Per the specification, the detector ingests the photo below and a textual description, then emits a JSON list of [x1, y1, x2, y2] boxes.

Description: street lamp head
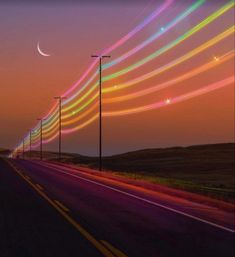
[[54, 96, 67, 100], [91, 55, 111, 59]]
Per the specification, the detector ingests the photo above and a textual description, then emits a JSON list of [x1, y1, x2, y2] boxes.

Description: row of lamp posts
[[20, 55, 110, 171]]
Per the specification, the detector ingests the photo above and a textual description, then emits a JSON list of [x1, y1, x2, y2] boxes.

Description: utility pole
[[22, 138, 25, 159], [37, 118, 44, 160], [29, 130, 32, 159], [54, 96, 66, 161], [91, 55, 111, 171]]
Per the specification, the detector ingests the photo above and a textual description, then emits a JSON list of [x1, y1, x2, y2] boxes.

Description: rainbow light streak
[[13, 123, 41, 153], [63, 72, 99, 107], [43, 94, 98, 137], [40, 28, 233, 142], [59, 48, 234, 128], [43, 106, 59, 127], [103, 76, 234, 117], [103, 0, 205, 69], [31, 142, 40, 149], [62, 0, 204, 113], [62, 102, 99, 126], [59, 2, 234, 122], [43, 102, 58, 120], [104, 51, 234, 103], [104, 27, 234, 92], [62, 114, 99, 135], [43, 123, 59, 138], [62, 0, 173, 97], [39, 1, 172, 129], [59, 76, 234, 135], [42, 132, 59, 145], [43, 114, 59, 131], [103, 1, 234, 81], [62, 82, 99, 116], [60, 27, 234, 124], [12, 1, 234, 156]]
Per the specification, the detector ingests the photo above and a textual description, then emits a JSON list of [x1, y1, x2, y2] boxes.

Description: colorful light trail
[[62, 0, 205, 108], [61, 26, 234, 122], [60, 1, 234, 118], [103, 76, 234, 117], [11, 0, 234, 157]]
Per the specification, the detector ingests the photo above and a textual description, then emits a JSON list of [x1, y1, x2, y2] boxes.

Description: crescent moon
[[37, 42, 51, 57]]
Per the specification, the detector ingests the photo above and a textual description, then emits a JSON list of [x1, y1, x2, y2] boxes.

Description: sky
[[0, 0, 234, 156]]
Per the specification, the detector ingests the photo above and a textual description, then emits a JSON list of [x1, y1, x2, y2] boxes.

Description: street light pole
[[37, 118, 44, 160], [22, 138, 25, 159], [29, 130, 32, 159], [91, 55, 111, 171], [54, 96, 66, 161]]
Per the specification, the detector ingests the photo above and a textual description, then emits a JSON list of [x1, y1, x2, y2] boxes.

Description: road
[[0, 157, 234, 257]]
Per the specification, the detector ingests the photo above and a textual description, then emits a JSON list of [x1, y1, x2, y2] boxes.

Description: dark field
[[10, 143, 235, 202]]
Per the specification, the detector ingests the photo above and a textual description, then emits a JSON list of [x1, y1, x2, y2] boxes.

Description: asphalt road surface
[[0, 157, 234, 257]]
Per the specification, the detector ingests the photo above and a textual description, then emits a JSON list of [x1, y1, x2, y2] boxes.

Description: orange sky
[[0, 0, 234, 155]]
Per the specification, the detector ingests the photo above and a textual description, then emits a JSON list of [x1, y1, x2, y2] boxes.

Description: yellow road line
[[35, 184, 44, 191], [5, 160, 118, 257], [54, 200, 70, 212], [24, 175, 31, 180], [101, 240, 128, 257]]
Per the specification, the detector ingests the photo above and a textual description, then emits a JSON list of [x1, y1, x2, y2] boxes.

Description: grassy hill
[[19, 143, 235, 202], [0, 148, 11, 156]]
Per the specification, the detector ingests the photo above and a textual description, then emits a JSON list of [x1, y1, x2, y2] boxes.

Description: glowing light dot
[[72, 111, 76, 115], [160, 27, 165, 32], [165, 98, 171, 104], [214, 56, 219, 61]]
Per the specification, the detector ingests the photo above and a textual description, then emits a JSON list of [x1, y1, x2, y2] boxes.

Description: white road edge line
[[35, 161, 235, 233]]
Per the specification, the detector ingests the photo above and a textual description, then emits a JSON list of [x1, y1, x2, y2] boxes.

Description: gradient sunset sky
[[0, 0, 234, 156]]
